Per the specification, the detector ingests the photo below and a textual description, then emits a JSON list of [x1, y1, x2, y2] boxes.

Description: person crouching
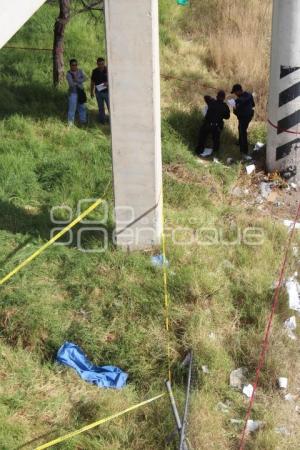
[[197, 90, 230, 157]]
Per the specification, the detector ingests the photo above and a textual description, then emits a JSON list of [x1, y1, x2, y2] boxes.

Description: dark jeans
[[96, 90, 110, 123], [197, 122, 221, 154], [238, 115, 253, 154]]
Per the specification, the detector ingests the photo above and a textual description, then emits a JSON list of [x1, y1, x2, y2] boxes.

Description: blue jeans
[[68, 93, 87, 124], [95, 90, 109, 123]]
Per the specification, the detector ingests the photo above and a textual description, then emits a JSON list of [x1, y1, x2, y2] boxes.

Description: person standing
[[231, 84, 255, 158], [66, 59, 87, 126], [90, 57, 109, 124], [197, 90, 230, 157]]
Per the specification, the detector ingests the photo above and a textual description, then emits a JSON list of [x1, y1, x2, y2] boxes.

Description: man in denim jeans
[[66, 59, 87, 126], [90, 57, 109, 124]]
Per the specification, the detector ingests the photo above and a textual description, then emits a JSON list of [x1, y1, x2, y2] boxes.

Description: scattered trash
[[151, 254, 169, 268], [292, 246, 298, 257], [246, 420, 264, 433], [286, 277, 300, 312], [275, 426, 291, 436], [242, 384, 254, 398], [253, 142, 265, 152], [278, 377, 288, 390], [208, 332, 216, 340], [283, 219, 300, 230], [281, 166, 297, 180], [230, 419, 263, 433], [201, 365, 210, 374], [246, 164, 255, 175], [200, 148, 213, 158], [227, 157, 234, 165], [213, 157, 221, 164], [56, 342, 128, 389], [284, 316, 297, 331], [260, 182, 273, 199], [290, 182, 298, 190], [230, 367, 248, 390], [217, 402, 230, 414], [284, 393, 297, 402]]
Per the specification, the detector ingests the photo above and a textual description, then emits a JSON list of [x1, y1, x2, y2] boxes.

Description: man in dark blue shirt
[[231, 84, 255, 157], [197, 90, 230, 157]]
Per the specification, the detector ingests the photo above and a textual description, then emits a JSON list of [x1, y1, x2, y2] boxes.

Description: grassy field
[[0, 1, 299, 449]]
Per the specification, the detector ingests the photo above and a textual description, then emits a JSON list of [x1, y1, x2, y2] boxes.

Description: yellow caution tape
[[35, 393, 165, 449], [161, 226, 172, 384], [0, 198, 104, 286]]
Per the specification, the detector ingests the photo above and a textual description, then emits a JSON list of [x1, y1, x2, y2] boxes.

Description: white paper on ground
[[253, 141, 265, 151], [242, 384, 254, 398], [286, 277, 300, 312], [284, 316, 297, 330], [246, 420, 263, 433], [200, 148, 213, 157], [283, 220, 300, 230], [246, 164, 255, 175], [96, 83, 107, 92]]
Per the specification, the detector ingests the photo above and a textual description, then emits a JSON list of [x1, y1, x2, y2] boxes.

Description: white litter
[[290, 182, 298, 190], [201, 365, 210, 374], [151, 254, 169, 268], [284, 316, 297, 331], [292, 246, 299, 257], [227, 157, 234, 165], [283, 220, 300, 230], [200, 148, 213, 157], [246, 164, 255, 175], [286, 277, 300, 312], [230, 368, 248, 390], [260, 182, 272, 199], [284, 393, 297, 402], [230, 419, 263, 433], [253, 142, 265, 152], [246, 420, 264, 433], [242, 384, 254, 398], [213, 157, 221, 164], [278, 377, 288, 389]]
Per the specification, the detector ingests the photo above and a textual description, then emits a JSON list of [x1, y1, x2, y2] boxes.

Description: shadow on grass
[[0, 200, 115, 269], [0, 81, 111, 132]]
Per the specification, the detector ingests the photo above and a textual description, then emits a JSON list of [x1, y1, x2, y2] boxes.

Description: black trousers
[[238, 116, 253, 154], [197, 122, 221, 154]]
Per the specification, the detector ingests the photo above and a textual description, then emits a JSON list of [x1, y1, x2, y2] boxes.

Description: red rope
[[268, 118, 300, 136], [239, 201, 300, 450]]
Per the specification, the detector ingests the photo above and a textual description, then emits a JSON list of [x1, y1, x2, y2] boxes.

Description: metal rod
[[165, 380, 189, 450], [179, 351, 193, 450]]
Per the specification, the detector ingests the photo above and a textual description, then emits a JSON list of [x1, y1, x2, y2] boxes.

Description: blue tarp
[[56, 342, 128, 389]]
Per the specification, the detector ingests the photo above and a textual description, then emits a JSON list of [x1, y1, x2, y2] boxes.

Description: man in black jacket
[[91, 57, 109, 124], [231, 84, 255, 157], [197, 90, 230, 157]]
